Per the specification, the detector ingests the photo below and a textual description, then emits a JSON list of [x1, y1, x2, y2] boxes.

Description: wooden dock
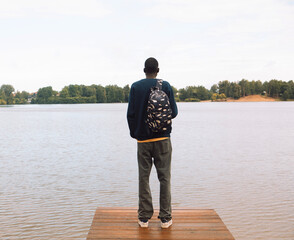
[[87, 207, 235, 240]]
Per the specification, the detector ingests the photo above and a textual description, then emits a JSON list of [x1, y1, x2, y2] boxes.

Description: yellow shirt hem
[[137, 137, 169, 143]]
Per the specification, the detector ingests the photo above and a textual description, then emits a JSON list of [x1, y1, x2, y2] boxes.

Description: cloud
[[144, 0, 294, 76], [146, 0, 248, 22], [146, 0, 294, 33], [1, 0, 293, 91], [0, 0, 111, 18]]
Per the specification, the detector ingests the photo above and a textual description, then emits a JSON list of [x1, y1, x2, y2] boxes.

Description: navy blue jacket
[[127, 78, 178, 140]]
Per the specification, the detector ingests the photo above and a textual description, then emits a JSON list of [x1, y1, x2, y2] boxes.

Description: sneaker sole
[[161, 220, 172, 229], [138, 221, 148, 228]]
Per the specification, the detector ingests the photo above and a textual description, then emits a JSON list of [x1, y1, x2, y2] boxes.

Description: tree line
[[211, 79, 294, 100], [1, 79, 293, 105], [0, 85, 30, 105], [175, 79, 294, 102], [30, 84, 130, 104]]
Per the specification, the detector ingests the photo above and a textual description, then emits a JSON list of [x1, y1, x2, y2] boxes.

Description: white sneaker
[[138, 219, 148, 228], [161, 219, 172, 228]]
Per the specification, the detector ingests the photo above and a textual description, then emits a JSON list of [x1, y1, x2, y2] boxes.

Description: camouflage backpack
[[146, 79, 172, 132]]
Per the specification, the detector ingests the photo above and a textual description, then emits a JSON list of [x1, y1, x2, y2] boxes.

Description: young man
[[127, 57, 178, 228]]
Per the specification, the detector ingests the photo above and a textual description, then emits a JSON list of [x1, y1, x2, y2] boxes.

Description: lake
[[0, 102, 293, 239]]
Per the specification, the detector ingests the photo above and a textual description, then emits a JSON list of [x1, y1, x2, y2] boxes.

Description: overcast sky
[[0, 0, 293, 92]]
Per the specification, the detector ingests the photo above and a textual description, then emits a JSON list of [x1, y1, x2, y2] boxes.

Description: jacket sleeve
[[127, 84, 136, 138], [166, 82, 178, 119]]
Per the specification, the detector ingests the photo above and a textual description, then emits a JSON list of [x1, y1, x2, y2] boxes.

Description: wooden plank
[[87, 207, 235, 240]]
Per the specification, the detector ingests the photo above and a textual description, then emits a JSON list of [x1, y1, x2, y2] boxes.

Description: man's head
[[144, 57, 159, 77]]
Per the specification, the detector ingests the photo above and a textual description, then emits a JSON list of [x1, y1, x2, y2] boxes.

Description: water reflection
[[0, 103, 293, 239]]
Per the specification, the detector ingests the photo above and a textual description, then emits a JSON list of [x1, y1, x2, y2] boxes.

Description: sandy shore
[[226, 95, 276, 102], [201, 95, 277, 102]]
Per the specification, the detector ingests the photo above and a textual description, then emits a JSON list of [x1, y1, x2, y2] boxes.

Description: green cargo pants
[[137, 138, 172, 221]]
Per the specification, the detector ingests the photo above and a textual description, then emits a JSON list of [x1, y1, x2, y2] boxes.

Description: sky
[[0, 0, 294, 93]]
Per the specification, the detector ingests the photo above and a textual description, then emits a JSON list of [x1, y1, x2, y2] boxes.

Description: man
[[127, 57, 178, 229]]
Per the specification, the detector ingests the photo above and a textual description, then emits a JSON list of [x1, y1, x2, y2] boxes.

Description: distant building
[[28, 92, 37, 103]]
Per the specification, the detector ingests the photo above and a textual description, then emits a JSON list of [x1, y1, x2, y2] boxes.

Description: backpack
[[146, 79, 172, 132]]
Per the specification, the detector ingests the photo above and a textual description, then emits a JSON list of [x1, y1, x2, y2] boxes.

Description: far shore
[[201, 94, 281, 102]]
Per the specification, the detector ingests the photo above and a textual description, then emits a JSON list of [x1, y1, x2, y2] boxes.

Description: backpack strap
[[156, 79, 163, 90]]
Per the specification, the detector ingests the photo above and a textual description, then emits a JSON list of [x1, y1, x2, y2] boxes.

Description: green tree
[[263, 81, 269, 95], [282, 90, 289, 101], [93, 85, 106, 103], [230, 82, 241, 99], [249, 81, 256, 95], [210, 84, 218, 93], [36, 86, 53, 104], [178, 88, 188, 101], [68, 84, 82, 97], [123, 85, 130, 102], [186, 86, 198, 99], [0, 84, 15, 104], [287, 80, 294, 99], [255, 80, 263, 94], [171, 85, 178, 95], [82, 85, 96, 97], [211, 93, 218, 101], [218, 80, 230, 97], [219, 93, 227, 100], [105, 85, 124, 103], [239, 79, 249, 97], [14, 91, 21, 99], [13, 90, 29, 104], [268, 79, 281, 98], [60, 86, 70, 98], [280, 81, 289, 96], [178, 86, 210, 101], [197, 86, 211, 100]]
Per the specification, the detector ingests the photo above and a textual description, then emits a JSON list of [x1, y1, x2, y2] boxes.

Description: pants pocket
[[157, 139, 171, 154]]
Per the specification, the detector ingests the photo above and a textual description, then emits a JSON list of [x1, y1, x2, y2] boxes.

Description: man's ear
[[144, 68, 146, 73], [157, 68, 160, 73]]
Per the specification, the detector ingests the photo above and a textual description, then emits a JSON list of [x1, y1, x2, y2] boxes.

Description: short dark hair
[[144, 57, 159, 74]]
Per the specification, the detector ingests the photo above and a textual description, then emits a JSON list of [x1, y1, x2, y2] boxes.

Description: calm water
[[0, 102, 294, 240]]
